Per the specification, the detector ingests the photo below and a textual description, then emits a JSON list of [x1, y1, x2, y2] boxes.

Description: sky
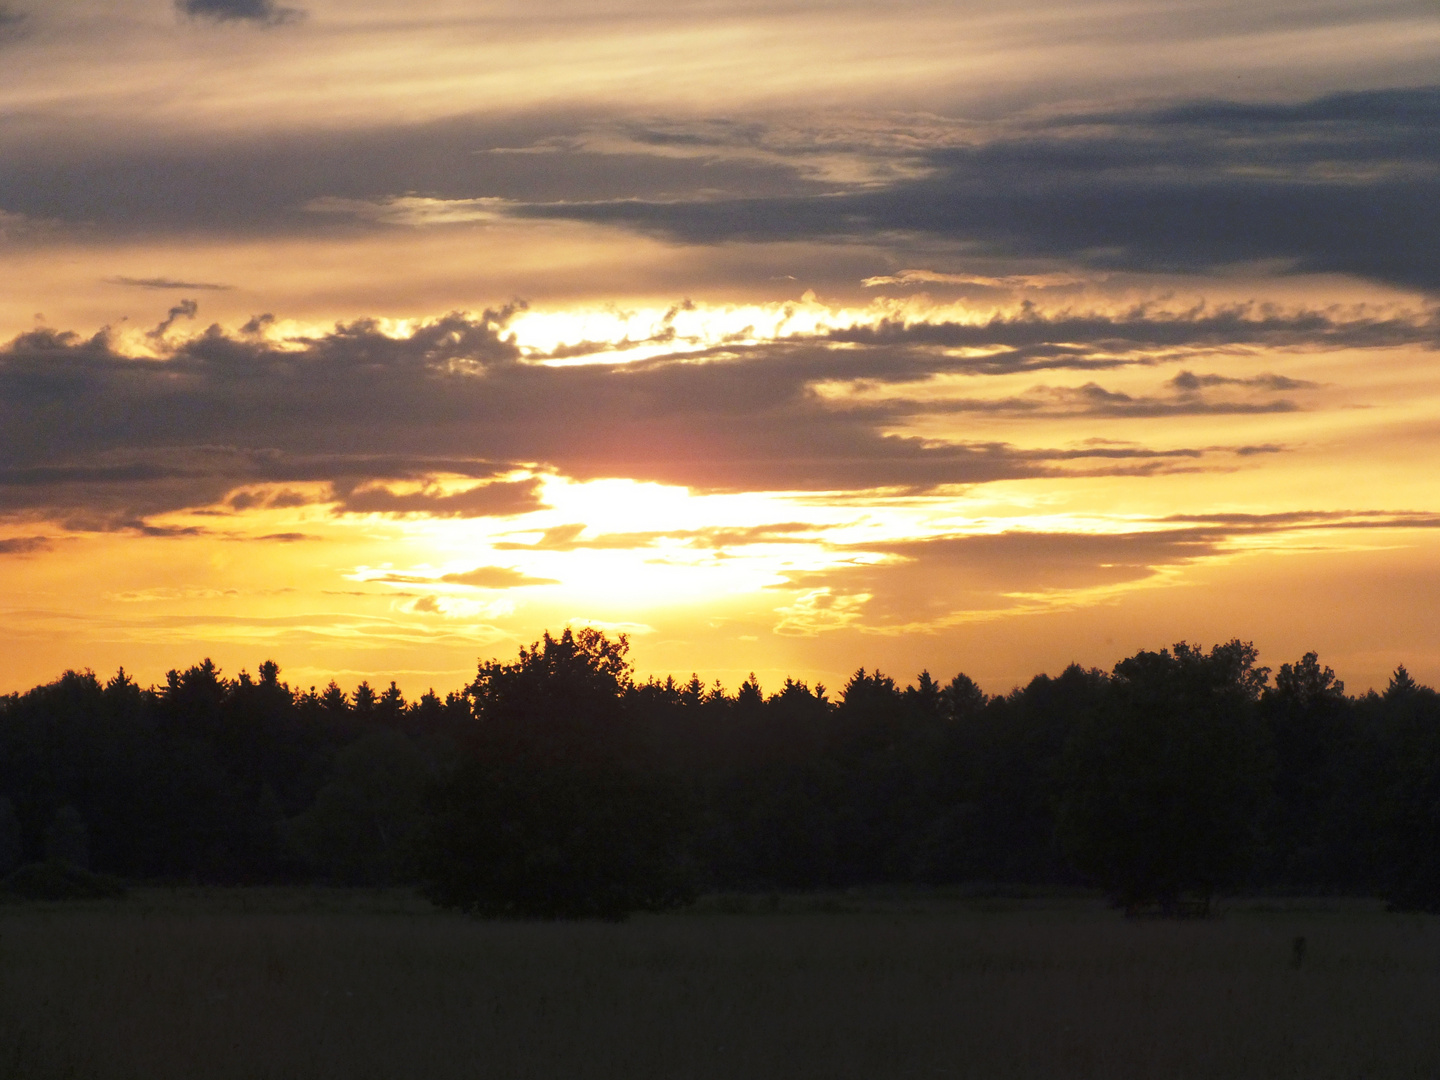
[[1, 0, 1438, 697]]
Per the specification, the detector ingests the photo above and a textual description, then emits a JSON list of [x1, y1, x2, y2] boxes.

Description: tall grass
[[1, 891, 1436, 1079]]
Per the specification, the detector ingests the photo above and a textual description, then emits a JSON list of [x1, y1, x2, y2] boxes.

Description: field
[[2, 890, 1437, 1080]]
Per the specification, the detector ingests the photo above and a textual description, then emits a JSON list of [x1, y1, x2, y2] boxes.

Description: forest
[[3, 629, 1439, 917]]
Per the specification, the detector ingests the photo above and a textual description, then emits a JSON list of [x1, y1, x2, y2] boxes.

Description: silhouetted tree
[[1375, 667, 1440, 910], [2, 633, 1437, 906], [1060, 641, 1270, 913], [424, 630, 696, 918], [943, 672, 988, 721], [1260, 652, 1380, 891]]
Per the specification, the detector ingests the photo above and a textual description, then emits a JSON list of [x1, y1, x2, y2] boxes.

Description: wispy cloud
[[107, 276, 234, 291]]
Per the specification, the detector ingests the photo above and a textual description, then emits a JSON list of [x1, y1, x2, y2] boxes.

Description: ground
[[1, 889, 1437, 1079]]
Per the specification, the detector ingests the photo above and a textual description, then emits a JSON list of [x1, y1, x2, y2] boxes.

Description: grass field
[[2, 890, 1437, 1079]]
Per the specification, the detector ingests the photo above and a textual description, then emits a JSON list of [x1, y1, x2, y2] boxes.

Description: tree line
[[2, 630, 1439, 916]]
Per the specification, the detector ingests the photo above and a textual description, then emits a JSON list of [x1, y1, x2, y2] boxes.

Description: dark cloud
[[0, 534, 49, 555], [106, 276, 234, 291], [513, 86, 1440, 291], [128, 521, 208, 538], [821, 305, 1439, 375], [3, 85, 1436, 292], [0, 303, 1387, 528], [176, 0, 304, 26], [0, 114, 819, 236], [1169, 370, 1320, 392], [335, 478, 547, 518], [147, 299, 198, 340]]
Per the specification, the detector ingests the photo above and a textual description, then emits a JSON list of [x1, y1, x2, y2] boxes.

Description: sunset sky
[[2, 0, 1438, 697]]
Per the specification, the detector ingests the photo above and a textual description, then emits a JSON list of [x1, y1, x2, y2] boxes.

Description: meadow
[[2, 891, 1437, 1080]]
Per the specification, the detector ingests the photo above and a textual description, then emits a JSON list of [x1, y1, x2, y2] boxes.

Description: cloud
[[0, 534, 49, 555], [773, 509, 1440, 633], [147, 299, 198, 340], [1156, 509, 1440, 532], [107, 276, 234, 291], [440, 566, 561, 588], [335, 477, 547, 518], [860, 376, 1311, 421], [862, 270, 1087, 290], [493, 521, 822, 552], [304, 195, 509, 227], [3, 84, 1434, 294], [0, 209, 49, 239], [0, 112, 814, 236], [1168, 370, 1319, 392], [0, 301, 1411, 528], [512, 86, 1440, 291], [773, 587, 871, 637], [176, 0, 304, 26], [773, 528, 1221, 631], [821, 305, 1438, 374]]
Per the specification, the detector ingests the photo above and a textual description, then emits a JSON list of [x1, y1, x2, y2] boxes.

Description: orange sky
[[2, 0, 1438, 696]]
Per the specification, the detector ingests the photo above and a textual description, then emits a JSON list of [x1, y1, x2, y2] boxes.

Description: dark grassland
[[2, 891, 1438, 1080]]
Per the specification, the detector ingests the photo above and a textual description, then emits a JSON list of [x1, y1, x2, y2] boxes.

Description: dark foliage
[[1372, 667, 1440, 911], [422, 758, 696, 920], [3, 631, 1440, 915], [423, 629, 697, 919], [0, 861, 127, 901], [1059, 642, 1270, 911]]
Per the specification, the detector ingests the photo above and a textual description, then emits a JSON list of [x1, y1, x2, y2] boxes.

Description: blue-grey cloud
[[514, 86, 1440, 291], [176, 0, 304, 26], [0, 114, 815, 235], [9, 85, 1434, 293]]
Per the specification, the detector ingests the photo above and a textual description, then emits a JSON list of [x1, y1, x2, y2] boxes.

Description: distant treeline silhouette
[[3, 630, 1439, 916]]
